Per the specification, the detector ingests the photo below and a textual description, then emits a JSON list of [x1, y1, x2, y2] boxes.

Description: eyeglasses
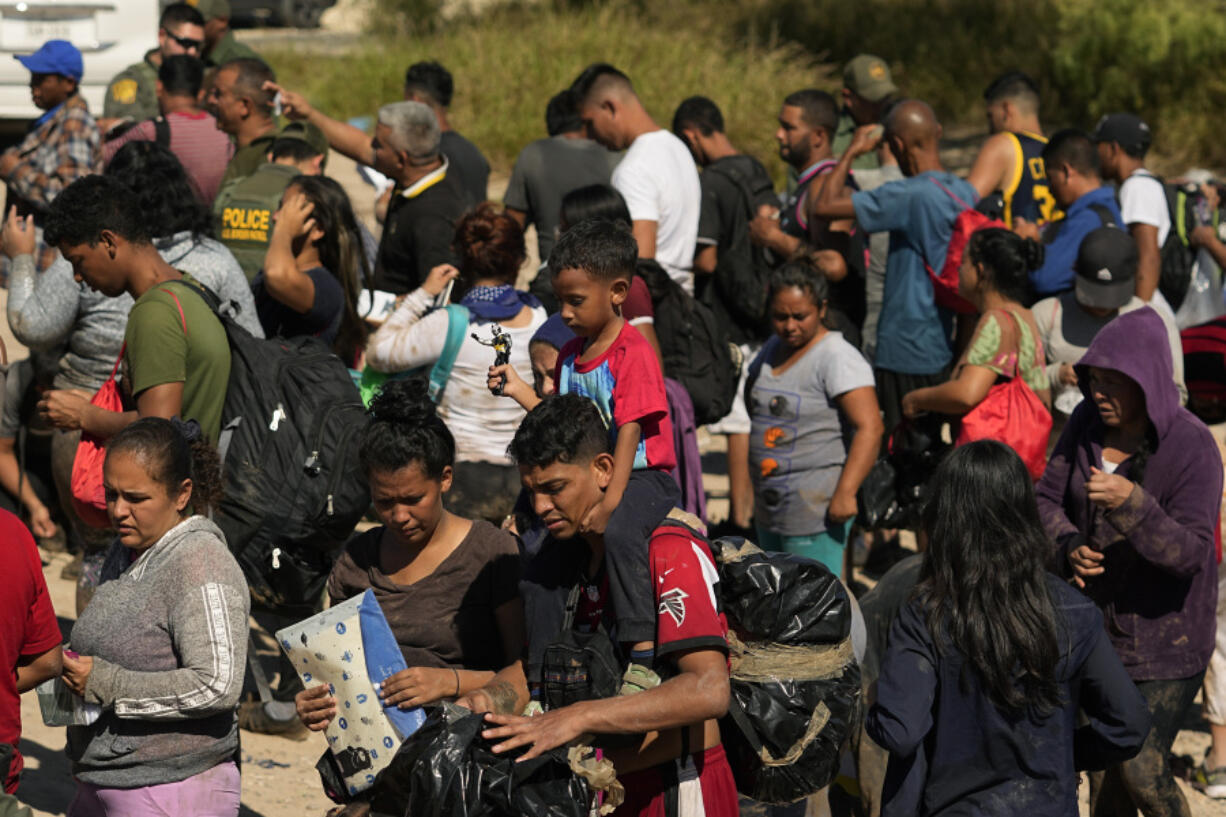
[[162, 29, 203, 53]]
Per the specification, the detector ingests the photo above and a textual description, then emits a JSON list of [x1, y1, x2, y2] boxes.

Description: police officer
[[194, 0, 262, 68], [213, 121, 328, 280], [100, 3, 204, 135]]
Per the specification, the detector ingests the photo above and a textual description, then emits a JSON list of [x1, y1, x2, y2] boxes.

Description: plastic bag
[[276, 589, 426, 797], [367, 703, 593, 817], [857, 421, 949, 530], [711, 538, 861, 805], [36, 677, 101, 726]]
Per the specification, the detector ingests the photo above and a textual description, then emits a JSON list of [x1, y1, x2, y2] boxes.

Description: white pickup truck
[[0, 0, 156, 120]]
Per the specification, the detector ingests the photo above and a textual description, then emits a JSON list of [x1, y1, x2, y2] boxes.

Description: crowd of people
[[3, 14, 1226, 817]]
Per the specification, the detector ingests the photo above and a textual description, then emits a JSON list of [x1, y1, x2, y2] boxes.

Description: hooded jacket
[[1036, 307, 1221, 681]]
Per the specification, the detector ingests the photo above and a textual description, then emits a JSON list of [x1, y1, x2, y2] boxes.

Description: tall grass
[[261, 1, 823, 183], [738, 0, 1226, 173]]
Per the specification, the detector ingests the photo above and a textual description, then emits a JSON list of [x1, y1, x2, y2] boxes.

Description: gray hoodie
[[7, 232, 264, 391], [67, 516, 250, 788]]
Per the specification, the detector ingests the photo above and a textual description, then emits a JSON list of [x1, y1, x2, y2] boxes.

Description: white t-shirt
[[611, 129, 701, 293], [1119, 170, 1170, 246], [365, 288, 547, 464]]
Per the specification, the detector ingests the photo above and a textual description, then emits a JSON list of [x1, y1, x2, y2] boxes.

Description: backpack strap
[[1087, 203, 1118, 229], [560, 582, 583, 632], [426, 304, 470, 403], [927, 175, 976, 212], [157, 288, 189, 335], [152, 115, 170, 149]]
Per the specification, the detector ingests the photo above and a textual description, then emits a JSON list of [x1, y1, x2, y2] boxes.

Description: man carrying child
[[465, 394, 737, 817]]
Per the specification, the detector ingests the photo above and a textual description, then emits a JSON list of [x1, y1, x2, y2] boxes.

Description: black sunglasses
[[163, 30, 203, 52]]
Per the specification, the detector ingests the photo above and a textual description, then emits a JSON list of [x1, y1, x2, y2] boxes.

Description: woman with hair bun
[[59, 417, 249, 816], [365, 202, 546, 522], [294, 378, 527, 733], [902, 228, 1051, 433]]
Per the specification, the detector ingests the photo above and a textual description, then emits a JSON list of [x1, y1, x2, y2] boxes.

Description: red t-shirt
[[1, 511, 61, 793], [554, 320, 676, 471], [575, 524, 728, 660], [648, 526, 728, 661]]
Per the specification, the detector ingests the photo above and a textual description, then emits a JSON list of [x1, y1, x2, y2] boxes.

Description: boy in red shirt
[[1, 509, 63, 796], [492, 217, 678, 649], [466, 394, 737, 817]]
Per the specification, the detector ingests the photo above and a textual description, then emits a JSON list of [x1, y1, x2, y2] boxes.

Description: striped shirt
[[104, 110, 236, 205]]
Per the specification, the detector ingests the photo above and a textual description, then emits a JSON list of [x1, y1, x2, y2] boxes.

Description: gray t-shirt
[[503, 135, 620, 262], [748, 331, 875, 536]]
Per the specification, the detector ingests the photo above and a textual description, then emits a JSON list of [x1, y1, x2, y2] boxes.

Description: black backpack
[[168, 280, 370, 614], [636, 259, 740, 425], [703, 159, 777, 336], [540, 583, 624, 710], [1149, 175, 1218, 311]]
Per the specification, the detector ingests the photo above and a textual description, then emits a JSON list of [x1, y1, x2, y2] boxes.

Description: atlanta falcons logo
[[659, 587, 689, 626]]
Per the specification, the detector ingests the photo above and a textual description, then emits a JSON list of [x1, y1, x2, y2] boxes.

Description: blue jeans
[[756, 519, 852, 577]]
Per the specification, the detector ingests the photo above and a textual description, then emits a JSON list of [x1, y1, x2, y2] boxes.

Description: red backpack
[[70, 348, 125, 528], [923, 177, 1006, 315]]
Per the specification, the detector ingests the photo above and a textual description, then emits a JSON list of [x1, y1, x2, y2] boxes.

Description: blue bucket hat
[[15, 40, 83, 82]]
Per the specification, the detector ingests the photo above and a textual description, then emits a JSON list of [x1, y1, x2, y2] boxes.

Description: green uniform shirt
[[832, 110, 881, 172], [205, 30, 261, 68], [103, 51, 159, 122], [124, 273, 231, 444], [217, 131, 276, 193], [213, 161, 299, 281]]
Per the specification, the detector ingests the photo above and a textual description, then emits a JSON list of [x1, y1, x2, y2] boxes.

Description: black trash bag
[[711, 538, 861, 805], [366, 703, 592, 817], [857, 420, 950, 530]]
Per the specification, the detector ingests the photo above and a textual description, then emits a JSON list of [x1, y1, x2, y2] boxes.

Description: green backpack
[[354, 304, 470, 406]]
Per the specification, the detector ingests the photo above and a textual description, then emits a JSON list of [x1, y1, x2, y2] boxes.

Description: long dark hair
[[918, 440, 1063, 715], [289, 175, 370, 364], [105, 141, 212, 239]]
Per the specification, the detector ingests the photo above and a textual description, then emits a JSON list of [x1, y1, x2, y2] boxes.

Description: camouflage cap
[[188, 0, 231, 21], [842, 54, 898, 103], [276, 120, 330, 159]]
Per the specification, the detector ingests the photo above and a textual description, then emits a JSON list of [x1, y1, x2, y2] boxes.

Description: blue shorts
[[756, 519, 852, 577]]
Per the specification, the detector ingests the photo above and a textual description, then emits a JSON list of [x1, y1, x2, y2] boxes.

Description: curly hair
[[359, 378, 455, 479], [452, 202, 526, 286], [508, 393, 611, 468], [105, 141, 212, 238]]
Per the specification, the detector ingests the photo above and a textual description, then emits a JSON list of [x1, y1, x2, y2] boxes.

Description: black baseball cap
[[1074, 227, 1137, 310], [1092, 113, 1152, 154]]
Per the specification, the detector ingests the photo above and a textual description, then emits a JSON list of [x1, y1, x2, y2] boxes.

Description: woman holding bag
[[901, 228, 1051, 477]]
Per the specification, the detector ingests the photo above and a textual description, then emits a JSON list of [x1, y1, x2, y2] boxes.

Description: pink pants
[[68, 761, 240, 817]]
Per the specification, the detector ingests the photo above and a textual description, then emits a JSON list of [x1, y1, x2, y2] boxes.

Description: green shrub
[[738, 0, 1226, 172], [261, 0, 821, 183]]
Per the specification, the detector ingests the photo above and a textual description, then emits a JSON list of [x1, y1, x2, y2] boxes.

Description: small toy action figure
[[473, 325, 512, 395]]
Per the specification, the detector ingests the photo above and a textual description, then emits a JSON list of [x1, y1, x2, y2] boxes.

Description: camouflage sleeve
[[102, 68, 158, 121]]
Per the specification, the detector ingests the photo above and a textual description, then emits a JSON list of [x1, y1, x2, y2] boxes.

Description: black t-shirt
[[251, 265, 344, 348], [696, 154, 778, 344], [441, 130, 490, 204], [373, 165, 472, 294]]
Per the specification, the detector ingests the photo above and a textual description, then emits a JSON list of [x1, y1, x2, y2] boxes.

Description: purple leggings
[[68, 761, 239, 817]]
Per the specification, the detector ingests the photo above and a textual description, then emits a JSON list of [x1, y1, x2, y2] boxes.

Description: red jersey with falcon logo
[[650, 526, 728, 662], [573, 524, 728, 659]]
